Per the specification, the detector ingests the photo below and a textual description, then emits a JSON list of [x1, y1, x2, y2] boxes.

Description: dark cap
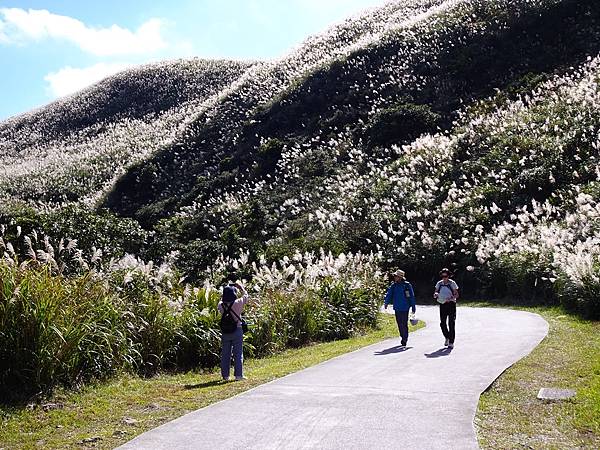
[[222, 285, 237, 303]]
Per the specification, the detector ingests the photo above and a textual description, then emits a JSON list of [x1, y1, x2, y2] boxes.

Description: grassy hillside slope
[[106, 0, 600, 311], [0, 0, 598, 316], [0, 59, 253, 204], [0, 1, 599, 434]]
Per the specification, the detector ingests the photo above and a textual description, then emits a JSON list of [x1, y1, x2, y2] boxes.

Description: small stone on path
[[537, 388, 576, 401]]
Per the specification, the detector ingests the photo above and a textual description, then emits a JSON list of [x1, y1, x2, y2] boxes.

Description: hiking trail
[[119, 306, 548, 450]]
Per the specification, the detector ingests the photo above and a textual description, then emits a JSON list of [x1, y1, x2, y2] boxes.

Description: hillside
[[0, 59, 254, 146], [0, 59, 253, 204], [0, 0, 599, 316]]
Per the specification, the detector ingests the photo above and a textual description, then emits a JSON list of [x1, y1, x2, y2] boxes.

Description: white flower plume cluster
[[0, 225, 100, 273], [0, 0, 453, 209], [477, 192, 600, 288], [191, 49, 600, 270], [0, 225, 194, 313], [251, 250, 382, 292], [176, 0, 577, 233], [0, 0, 568, 214], [207, 248, 382, 293]]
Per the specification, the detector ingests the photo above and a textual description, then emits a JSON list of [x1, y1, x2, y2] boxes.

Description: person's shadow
[[374, 346, 413, 355], [184, 379, 228, 390], [425, 347, 453, 358]]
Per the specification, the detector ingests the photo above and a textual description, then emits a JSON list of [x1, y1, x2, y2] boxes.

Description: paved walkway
[[119, 306, 548, 450]]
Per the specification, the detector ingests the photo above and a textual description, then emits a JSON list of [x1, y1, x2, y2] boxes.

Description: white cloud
[[0, 8, 166, 56], [0, 17, 9, 43], [44, 62, 132, 97]]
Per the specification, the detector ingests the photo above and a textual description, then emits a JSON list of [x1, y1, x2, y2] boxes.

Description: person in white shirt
[[433, 268, 459, 348]]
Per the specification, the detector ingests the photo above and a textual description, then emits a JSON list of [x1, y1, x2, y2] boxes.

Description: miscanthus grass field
[[0, 241, 381, 399], [0, 2, 599, 446]]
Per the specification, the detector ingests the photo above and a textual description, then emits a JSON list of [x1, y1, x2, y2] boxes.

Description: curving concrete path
[[119, 306, 548, 450]]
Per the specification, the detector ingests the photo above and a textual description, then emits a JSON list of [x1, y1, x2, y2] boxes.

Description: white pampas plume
[[123, 271, 134, 285], [36, 250, 50, 263], [73, 250, 89, 270], [24, 236, 36, 260], [91, 247, 103, 265], [66, 239, 78, 251], [44, 236, 55, 258]]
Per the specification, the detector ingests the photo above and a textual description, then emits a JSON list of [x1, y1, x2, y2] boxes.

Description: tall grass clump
[[477, 192, 600, 319], [0, 262, 128, 400], [244, 280, 378, 356], [213, 250, 383, 356], [0, 232, 383, 401]]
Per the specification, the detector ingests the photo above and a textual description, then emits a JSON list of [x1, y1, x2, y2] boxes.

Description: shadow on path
[[184, 380, 226, 390], [374, 346, 413, 355], [425, 348, 453, 358]]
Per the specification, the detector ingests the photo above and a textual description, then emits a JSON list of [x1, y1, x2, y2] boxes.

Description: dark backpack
[[220, 302, 238, 334]]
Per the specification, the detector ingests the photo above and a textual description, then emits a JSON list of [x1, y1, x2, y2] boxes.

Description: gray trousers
[[221, 327, 243, 378]]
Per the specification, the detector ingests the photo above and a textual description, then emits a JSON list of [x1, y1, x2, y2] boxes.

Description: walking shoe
[[448, 342, 454, 349], [444, 338, 450, 347], [235, 376, 247, 381], [222, 377, 231, 381]]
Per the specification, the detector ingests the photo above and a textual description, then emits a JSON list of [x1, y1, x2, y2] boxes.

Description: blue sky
[[0, 0, 385, 120]]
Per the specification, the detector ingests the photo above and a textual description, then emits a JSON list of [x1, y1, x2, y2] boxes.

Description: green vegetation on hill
[[103, 0, 600, 318], [0, 59, 253, 147]]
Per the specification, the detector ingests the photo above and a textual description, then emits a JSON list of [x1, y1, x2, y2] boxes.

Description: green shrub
[[555, 265, 600, 320], [318, 281, 379, 340], [245, 289, 328, 354], [242, 279, 379, 357], [364, 103, 441, 147], [484, 253, 556, 304]]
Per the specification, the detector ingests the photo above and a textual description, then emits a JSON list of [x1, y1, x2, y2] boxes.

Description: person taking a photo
[[218, 282, 249, 381]]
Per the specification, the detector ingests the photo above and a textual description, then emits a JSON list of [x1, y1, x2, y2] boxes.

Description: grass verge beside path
[[472, 303, 600, 449], [0, 313, 419, 449]]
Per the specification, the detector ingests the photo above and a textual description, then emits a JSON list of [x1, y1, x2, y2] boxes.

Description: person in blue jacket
[[384, 269, 416, 348]]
